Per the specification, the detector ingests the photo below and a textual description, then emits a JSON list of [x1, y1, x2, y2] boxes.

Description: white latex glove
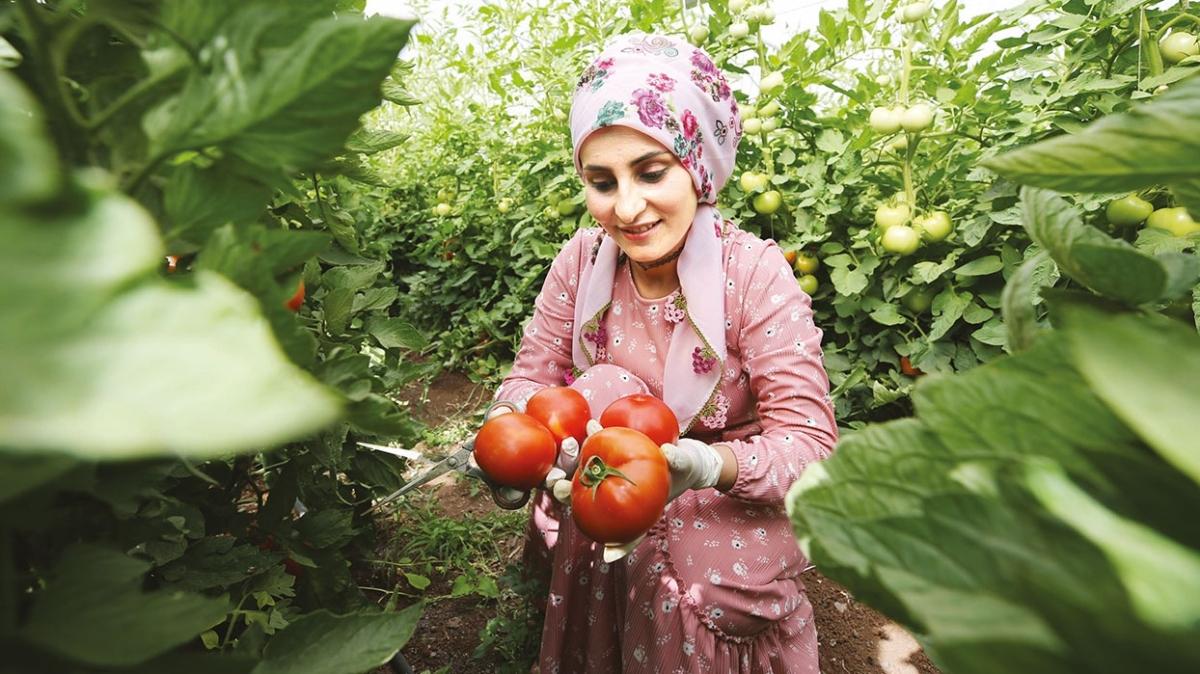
[[660, 438, 724, 502], [545, 419, 603, 503]]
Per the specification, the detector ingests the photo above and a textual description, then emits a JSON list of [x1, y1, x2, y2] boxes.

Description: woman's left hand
[[660, 438, 726, 500]]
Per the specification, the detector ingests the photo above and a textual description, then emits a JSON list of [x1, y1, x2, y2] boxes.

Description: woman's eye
[[642, 169, 667, 183], [590, 181, 615, 193]]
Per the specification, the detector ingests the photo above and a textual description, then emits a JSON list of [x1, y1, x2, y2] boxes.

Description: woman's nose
[[613, 185, 646, 224]]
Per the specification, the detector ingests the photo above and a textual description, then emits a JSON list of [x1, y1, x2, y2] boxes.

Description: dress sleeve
[[493, 229, 594, 408], [721, 244, 838, 503]]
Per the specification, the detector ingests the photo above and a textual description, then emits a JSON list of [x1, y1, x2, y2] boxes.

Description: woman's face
[[578, 126, 698, 265]]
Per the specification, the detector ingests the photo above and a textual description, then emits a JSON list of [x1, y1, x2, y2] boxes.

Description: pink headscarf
[[567, 33, 742, 434]]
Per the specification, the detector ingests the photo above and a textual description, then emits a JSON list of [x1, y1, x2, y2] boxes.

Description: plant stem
[[901, 27, 916, 208], [14, 0, 86, 163], [87, 63, 186, 132], [0, 527, 14, 637]]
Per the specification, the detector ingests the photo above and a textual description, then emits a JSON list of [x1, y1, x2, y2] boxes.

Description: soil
[[380, 371, 942, 674]]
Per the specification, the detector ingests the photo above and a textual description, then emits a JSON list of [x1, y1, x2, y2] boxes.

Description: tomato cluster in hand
[[473, 412, 558, 489], [570, 427, 670, 544], [599, 394, 679, 446]]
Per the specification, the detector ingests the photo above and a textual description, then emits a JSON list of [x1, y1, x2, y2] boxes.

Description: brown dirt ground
[[380, 371, 942, 674]]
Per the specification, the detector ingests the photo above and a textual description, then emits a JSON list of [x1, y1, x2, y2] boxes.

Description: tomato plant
[[1106, 195, 1154, 226], [599, 394, 680, 446], [525, 386, 591, 447], [1146, 207, 1200, 237], [473, 412, 558, 490], [569, 427, 670, 544]]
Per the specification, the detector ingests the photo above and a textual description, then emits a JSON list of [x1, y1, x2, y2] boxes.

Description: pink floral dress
[[495, 225, 837, 673]]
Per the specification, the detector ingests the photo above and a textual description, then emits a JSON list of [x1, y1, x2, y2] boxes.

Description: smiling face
[[578, 126, 698, 265]]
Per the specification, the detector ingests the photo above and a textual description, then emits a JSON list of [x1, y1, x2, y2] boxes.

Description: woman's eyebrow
[[582, 150, 671, 172]]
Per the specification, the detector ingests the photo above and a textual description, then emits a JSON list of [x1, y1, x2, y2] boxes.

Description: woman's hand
[[660, 438, 730, 500], [544, 419, 602, 501]]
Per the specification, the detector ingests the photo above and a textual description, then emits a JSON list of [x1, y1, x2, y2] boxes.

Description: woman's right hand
[[544, 419, 602, 502]]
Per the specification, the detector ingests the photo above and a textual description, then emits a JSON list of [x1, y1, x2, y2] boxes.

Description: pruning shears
[[357, 439, 531, 512]]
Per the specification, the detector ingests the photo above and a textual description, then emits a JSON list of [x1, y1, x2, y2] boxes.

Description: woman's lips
[[620, 220, 661, 241]]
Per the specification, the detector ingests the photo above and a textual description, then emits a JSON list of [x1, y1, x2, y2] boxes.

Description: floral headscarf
[[567, 33, 742, 434]]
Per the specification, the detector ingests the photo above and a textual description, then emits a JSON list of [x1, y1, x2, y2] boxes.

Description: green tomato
[[887, 134, 909, 152], [728, 0, 748, 12], [869, 106, 902, 134], [741, 105, 757, 120], [902, 288, 934, 314], [797, 274, 819, 295], [743, 118, 763, 134], [1146, 207, 1200, 237], [1159, 32, 1199, 65], [434, 202, 452, 217], [729, 21, 750, 39], [881, 224, 921, 255], [900, 103, 934, 132], [758, 100, 781, 118], [497, 197, 513, 214], [739, 171, 769, 192], [542, 205, 558, 219], [689, 25, 709, 45], [875, 73, 892, 86], [556, 200, 578, 216], [761, 117, 779, 133], [900, 2, 931, 23], [760, 71, 785, 94], [752, 190, 783, 215], [1105, 195, 1153, 226], [437, 187, 455, 202], [914, 211, 953, 242], [794, 252, 820, 274], [875, 202, 911, 230]]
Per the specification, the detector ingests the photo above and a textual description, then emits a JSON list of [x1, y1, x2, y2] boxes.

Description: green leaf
[[366, 317, 430, 351], [345, 128, 408, 154], [0, 179, 341, 459], [353, 287, 399, 312], [1056, 300, 1200, 484], [982, 74, 1200, 192], [295, 510, 356, 549], [148, 14, 414, 170], [1170, 179, 1200, 216], [163, 161, 275, 245], [1020, 187, 1166, 305], [1025, 461, 1200, 631], [405, 572, 431, 590], [159, 537, 279, 591], [251, 606, 423, 674], [929, 290, 971, 341], [0, 454, 76, 504], [1001, 251, 1051, 353], [323, 287, 356, 335], [954, 255, 1004, 276], [0, 72, 57, 204], [21, 545, 230, 667], [869, 303, 906, 326]]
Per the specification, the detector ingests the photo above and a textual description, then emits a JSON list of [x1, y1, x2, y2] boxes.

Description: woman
[[485, 33, 837, 673]]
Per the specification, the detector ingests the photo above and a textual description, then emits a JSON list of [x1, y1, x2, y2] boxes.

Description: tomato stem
[[579, 455, 637, 498]]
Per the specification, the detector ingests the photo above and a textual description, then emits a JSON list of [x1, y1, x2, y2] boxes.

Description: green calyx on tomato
[[434, 202, 451, 216], [473, 412, 558, 490], [882, 224, 921, 255], [901, 103, 934, 132], [1146, 207, 1200, 237], [798, 274, 819, 295], [570, 427, 670, 544], [914, 211, 953, 242], [869, 106, 902, 134], [875, 202, 911, 230], [599, 394, 679, 446], [794, 251, 820, 274], [1105, 195, 1153, 227], [753, 190, 782, 214], [1159, 32, 1199, 65], [525, 386, 591, 448]]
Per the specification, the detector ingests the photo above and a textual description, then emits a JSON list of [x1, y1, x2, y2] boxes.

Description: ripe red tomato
[[165, 255, 180, 273], [899, 356, 925, 377], [570, 427, 670, 544], [473, 412, 557, 489], [285, 279, 305, 311], [525, 386, 591, 447], [599, 394, 679, 446]]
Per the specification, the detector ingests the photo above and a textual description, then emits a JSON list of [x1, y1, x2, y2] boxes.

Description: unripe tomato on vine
[[902, 287, 934, 314], [739, 171, 769, 193], [689, 25, 709, 45], [875, 202, 911, 230], [901, 103, 934, 133], [729, 21, 750, 39], [759, 71, 784, 94], [1105, 195, 1153, 227], [752, 190, 782, 215], [758, 100, 780, 118], [870, 106, 902, 134], [914, 211, 953, 242], [728, 0, 749, 13], [1146, 207, 1200, 237], [497, 197, 513, 213], [794, 252, 820, 274], [1159, 32, 1198, 65], [434, 202, 451, 216], [797, 274, 819, 295], [761, 117, 779, 133], [900, 2, 931, 23], [881, 224, 921, 255], [743, 117, 762, 134]]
